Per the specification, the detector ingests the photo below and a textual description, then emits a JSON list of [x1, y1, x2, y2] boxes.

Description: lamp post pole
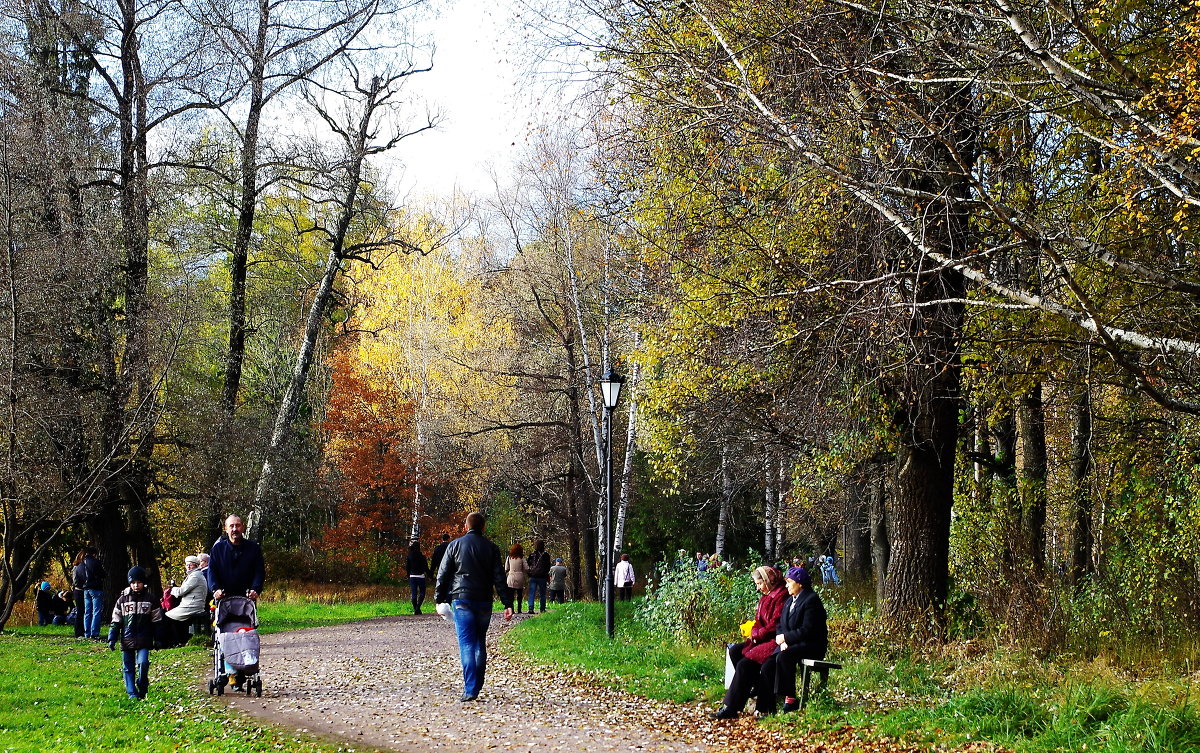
[[603, 403, 614, 638], [599, 369, 624, 639]]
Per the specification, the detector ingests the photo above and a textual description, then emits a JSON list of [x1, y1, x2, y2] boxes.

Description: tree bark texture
[[1069, 381, 1094, 583], [1017, 381, 1048, 575]]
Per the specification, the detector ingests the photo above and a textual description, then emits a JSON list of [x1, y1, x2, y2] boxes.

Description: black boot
[[712, 705, 739, 720]]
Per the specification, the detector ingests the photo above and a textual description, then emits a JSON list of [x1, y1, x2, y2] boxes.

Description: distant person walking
[[70, 550, 86, 638], [407, 541, 429, 615], [526, 540, 551, 614], [547, 558, 568, 604], [614, 554, 635, 601], [504, 544, 528, 614], [430, 534, 451, 578], [820, 555, 840, 586], [74, 547, 106, 640], [435, 512, 513, 702]]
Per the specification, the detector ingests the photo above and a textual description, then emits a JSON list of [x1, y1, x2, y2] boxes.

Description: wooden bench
[[798, 659, 842, 709]]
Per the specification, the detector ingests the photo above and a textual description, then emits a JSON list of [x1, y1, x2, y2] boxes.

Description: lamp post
[[599, 368, 624, 639]]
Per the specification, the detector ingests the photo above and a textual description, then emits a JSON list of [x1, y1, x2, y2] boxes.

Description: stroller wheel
[[208, 679, 216, 695], [255, 679, 263, 697], [216, 681, 224, 696]]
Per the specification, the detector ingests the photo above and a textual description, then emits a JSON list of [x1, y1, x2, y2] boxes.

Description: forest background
[[1, 0, 1199, 664]]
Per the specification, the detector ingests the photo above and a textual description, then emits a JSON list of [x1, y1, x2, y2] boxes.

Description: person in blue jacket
[[207, 515, 265, 601]]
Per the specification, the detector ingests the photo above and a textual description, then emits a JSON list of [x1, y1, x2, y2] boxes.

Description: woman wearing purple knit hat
[[754, 565, 827, 716]]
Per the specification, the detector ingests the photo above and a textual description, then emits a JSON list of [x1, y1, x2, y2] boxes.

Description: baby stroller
[[207, 595, 263, 697]]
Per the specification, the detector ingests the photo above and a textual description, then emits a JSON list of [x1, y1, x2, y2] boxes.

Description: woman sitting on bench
[[713, 565, 788, 719], [756, 565, 827, 715]]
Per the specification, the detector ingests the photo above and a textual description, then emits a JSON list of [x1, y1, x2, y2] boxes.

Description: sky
[[389, 0, 536, 200]]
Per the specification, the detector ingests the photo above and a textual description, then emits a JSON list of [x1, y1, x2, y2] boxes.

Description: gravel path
[[214, 613, 717, 753]]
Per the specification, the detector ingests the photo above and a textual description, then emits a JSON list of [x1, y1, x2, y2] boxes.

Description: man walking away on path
[[430, 534, 451, 580], [406, 541, 429, 615], [435, 512, 513, 702], [614, 554, 636, 602], [547, 558, 568, 603], [208, 515, 265, 602], [526, 540, 550, 613]]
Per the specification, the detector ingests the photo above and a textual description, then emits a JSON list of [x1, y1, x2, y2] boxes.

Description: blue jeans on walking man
[[83, 589, 105, 638], [527, 576, 547, 612], [451, 599, 493, 698]]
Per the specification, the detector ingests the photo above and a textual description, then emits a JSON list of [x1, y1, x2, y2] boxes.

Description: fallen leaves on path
[[212, 613, 1009, 753]]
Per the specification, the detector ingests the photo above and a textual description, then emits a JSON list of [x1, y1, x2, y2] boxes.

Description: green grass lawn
[[507, 601, 1200, 753], [504, 600, 725, 704], [0, 599, 410, 753]]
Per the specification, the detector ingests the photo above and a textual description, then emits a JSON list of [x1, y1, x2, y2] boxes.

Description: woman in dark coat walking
[[406, 541, 429, 615]]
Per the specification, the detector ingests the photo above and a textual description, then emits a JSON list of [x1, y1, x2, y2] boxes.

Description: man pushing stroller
[[208, 514, 265, 603], [207, 514, 266, 692]]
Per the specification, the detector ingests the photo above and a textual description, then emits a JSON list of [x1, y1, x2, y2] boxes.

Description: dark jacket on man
[[527, 550, 551, 578], [74, 554, 106, 590], [435, 530, 513, 607], [429, 540, 450, 583], [207, 536, 265, 596]]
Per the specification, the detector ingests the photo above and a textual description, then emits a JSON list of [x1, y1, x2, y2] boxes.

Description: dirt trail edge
[[216, 614, 717, 753]]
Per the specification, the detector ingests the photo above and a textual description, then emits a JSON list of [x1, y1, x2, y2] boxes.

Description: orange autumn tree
[[318, 345, 419, 581]]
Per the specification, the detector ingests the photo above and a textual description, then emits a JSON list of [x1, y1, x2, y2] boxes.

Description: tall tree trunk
[[249, 74, 410, 538], [613, 361, 639, 553], [1069, 379, 1094, 583], [1017, 380, 1048, 575], [991, 410, 1018, 567], [763, 454, 777, 562], [715, 443, 733, 558], [869, 469, 890, 607], [774, 456, 787, 560], [882, 83, 972, 633], [843, 469, 870, 580], [221, 0, 270, 414], [566, 460, 582, 600]]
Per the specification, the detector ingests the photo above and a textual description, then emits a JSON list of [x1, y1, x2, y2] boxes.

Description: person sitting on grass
[[35, 581, 59, 626], [108, 566, 163, 700]]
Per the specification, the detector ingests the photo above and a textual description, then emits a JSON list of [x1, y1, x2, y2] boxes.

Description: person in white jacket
[[164, 555, 209, 645], [614, 554, 636, 601]]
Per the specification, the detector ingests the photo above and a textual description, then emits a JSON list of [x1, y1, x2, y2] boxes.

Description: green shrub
[[635, 560, 757, 644]]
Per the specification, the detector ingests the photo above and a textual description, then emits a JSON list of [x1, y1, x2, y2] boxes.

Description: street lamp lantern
[[600, 367, 624, 639], [600, 369, 624, 410]]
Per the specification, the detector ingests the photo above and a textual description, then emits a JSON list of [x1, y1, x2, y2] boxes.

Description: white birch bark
[[612, 357, 640, 554], [248, 73, 433, 538], [763, 454, 777, 560], [715, 443, 733, 557]]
